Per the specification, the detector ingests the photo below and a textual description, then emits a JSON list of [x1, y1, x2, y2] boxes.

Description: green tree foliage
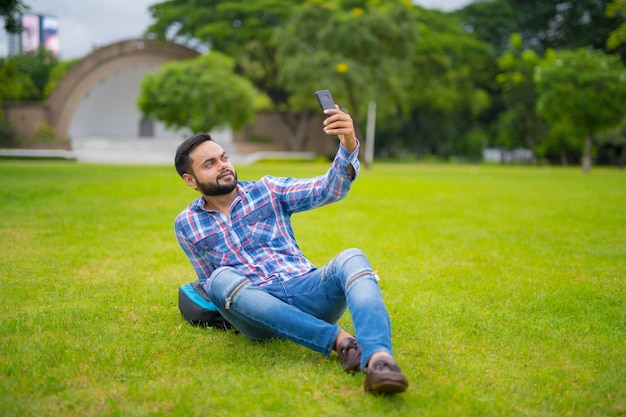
[[459, 0, 621, 55], [274, 0, 418, 149], [0, 0, 28, 34], [535, 48, 626, 172], [146, 0, 305, 105], [535, 118, 580, 165], [146, 0, 303, 59], [146, 0, 312, 148], [606, 0, 626, 51], [137, 52, 257, 133], [455, 0, 518, 54], [495, 33, 545, 157], [0, 59, 37, 104], [0, 48, 58, 101], [396, 7, 495, 159]]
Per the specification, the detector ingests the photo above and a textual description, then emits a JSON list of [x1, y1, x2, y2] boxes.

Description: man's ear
[[182, 173, 198, 190]]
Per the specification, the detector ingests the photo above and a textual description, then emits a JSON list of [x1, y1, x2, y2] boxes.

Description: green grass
[[1, 160, 625, 417]]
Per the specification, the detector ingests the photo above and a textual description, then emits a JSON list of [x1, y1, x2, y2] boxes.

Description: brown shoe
[[364, 358, 409, 394], [337, 337, 361, 374]]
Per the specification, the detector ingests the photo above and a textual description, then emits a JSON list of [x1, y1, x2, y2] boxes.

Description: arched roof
[[47, 38, 198, 138]]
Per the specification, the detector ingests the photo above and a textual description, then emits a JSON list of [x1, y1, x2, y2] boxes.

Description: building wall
[[4, 102, 49, 138], [234, 112, 338, 156], [68, 64, 184, 139]]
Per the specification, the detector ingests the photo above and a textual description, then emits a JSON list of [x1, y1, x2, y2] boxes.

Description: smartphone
[[315, 90, 336, 118]]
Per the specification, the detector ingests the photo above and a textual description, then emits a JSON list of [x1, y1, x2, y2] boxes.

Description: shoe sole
[[345, 366, 360, 374], [366, 380, 408, 395]]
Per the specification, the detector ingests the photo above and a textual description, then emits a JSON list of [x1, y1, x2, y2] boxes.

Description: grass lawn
[[1, 159, 624, 417]]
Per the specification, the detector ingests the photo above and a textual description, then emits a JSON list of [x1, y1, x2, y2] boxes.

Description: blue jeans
[[205, 248, 393, 370]]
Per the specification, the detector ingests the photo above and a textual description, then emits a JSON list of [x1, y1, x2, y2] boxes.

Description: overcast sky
[[1, 0, 474, 60]]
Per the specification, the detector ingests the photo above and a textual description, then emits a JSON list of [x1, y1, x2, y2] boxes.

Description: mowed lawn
[[0, 159, 624, 417]]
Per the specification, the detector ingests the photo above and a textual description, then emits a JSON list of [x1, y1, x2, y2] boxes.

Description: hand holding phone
[[314, 89, 357, 154], [315, 90, 336, 118]]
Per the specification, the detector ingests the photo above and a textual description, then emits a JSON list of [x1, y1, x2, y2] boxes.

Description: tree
[[0, 58, 37, 103], [146, 0, 304, 60], [0, 0, 28, 34], [0, 48, 58, 102], [397, 7, 495, 159], [459, 0, 621, 55], [12, 49, 59, 100], [145, 0, 307, 144], [535, 48, 626, 172], [495, 33, 545, 159], [137, 52, 258, 133], [273, 0, 418, 150]]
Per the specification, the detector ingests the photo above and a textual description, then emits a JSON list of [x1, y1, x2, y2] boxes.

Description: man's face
[[183, 140, 238, 196]]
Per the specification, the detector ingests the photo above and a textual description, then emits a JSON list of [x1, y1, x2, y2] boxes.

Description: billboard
[[17, 13, 59, 56], [21, 13, 40, 52], [41, 15, 59, 56]]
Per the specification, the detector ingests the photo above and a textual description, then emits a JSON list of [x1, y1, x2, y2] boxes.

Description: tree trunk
[[582, 133, 592, 174], [288, 111, 312, 151], [274, 110, 312, 152], [619, 143, 625, 169]]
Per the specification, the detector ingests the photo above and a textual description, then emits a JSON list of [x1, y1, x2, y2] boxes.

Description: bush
[[32, 121, 59, 142], [0, 118, 15, 144]]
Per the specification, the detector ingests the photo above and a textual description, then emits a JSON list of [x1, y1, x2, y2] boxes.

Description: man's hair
[[175, 133, 213, 177]]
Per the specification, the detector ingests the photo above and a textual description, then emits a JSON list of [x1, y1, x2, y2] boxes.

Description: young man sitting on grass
[[173, 105, 408, 395]]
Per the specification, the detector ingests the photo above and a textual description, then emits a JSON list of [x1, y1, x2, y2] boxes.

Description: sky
[[1, 0, 474, 60]]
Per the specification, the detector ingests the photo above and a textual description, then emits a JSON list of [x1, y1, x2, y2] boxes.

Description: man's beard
[[195, 170, 238, 196]]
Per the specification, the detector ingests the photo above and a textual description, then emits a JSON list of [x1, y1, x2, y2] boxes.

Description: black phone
[[315, 90, 336, 118]]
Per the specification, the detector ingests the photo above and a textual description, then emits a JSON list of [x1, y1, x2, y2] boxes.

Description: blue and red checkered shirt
[[175, 142, 360, 288]]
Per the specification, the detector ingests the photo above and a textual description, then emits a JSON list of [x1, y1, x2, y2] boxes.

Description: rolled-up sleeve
[[338, 139, 360, 180]]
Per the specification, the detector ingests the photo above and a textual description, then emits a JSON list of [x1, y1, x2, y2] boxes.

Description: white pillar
[[365, 101, 376, 167]]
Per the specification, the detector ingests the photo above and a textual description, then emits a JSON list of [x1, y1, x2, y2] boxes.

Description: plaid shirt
[[175, 142, 360, 288]]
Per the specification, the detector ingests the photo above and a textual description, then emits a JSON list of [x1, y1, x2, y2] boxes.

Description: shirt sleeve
[[175, 215, 215, 283], [269, 140, 361, 214], [339, 140, 360, 180]]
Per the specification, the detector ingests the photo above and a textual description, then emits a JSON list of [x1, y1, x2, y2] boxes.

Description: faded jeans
[[205, 248, 393, 370]]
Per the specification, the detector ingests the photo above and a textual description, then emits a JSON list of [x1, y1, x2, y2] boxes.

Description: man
[[174, 105, 408, 394]]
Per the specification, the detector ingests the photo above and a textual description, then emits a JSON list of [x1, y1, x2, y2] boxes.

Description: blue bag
[[178, 280, 232, 330]]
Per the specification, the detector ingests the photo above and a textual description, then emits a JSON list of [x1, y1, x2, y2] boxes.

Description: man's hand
[[323, 106, 358, 153]]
